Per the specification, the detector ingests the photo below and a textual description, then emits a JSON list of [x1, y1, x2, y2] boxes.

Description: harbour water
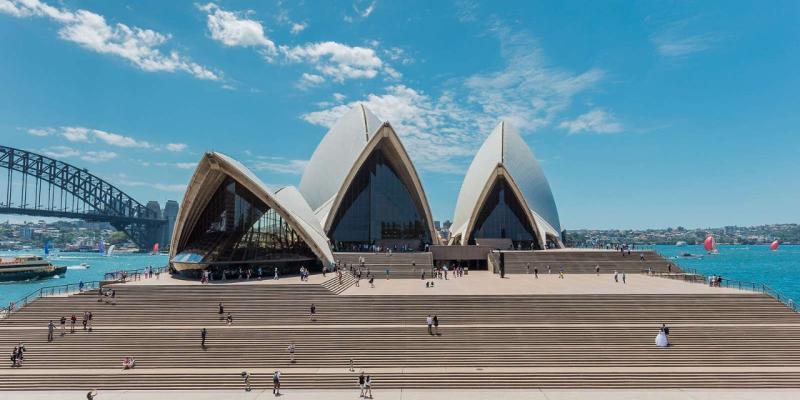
[[0, 250, 167, 307], [655, 244, 800, 302], [1, 245, 798, 308]]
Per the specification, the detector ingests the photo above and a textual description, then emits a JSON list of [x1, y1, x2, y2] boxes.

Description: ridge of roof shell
[[299, 104, 383, 212]]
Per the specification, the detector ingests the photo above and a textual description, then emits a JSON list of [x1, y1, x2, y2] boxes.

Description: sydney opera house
[[169, 105, 562, 275]]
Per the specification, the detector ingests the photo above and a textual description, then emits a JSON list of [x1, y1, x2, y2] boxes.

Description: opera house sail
[[169, 152, 333, 277], [299, 105, 438, 252], [450, 121, 563, 249]]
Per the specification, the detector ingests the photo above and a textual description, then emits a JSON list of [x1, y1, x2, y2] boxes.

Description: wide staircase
[[500, 250, 678, 274], [333, 252, 434, 278], [2, 278, 800, 389]]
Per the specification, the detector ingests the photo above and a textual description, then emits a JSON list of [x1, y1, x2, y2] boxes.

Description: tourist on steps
[[60, 316, 66, 336], [365, 375, 373, 398], [273, 370, 281, 395], [201, 328, 207, 348], [47, 320, 54, 342], [426, 314, 433, 335], [614, 270, 619, 283], [534, 267, 538, 278], [310, 303, 316, 321], [226, 313, 233, 325], [70, 314, 76, 333], [241, 371, 251, 391], [218, 302, 224, 319], [433, 315, 439, 336], [86, 389, 98, 400], [288, 342, 296, 363], [359, 372, 366, 398]]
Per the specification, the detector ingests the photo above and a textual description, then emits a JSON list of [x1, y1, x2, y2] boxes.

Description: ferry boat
[[0, 255, 66, 282]]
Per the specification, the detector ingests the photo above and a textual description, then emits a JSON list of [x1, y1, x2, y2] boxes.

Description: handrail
[[1, 264, 168, 319], [1, 280, 101, 320], [644, 269, 797, 312]]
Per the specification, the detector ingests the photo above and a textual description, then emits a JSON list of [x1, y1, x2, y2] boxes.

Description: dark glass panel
[[468, 177, 540, 250], [329, 148, 431, 251], [177, 178, 316, 264]]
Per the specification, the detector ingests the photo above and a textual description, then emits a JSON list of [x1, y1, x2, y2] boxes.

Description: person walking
[[622, 272, 627, 284], [86, 389, 99, 400], [272, 370, 281, 395], [288, 342, 296, 363], [534, 267, 538, 279], [60, 316, 66, 336], [201, 328, 207, 348], [241, 371, 251, 392], [82, 312, 88, 331], [226, 313, 233, 325], [218, 302, 224, 319], [595, 265, 600, 276], [369, 277, 375, 288], [274, 267, 279, 280], [614, 270, 619, 283], [70, 314, 77, 333], [365, 374, 373, 398], [47, 320, 54, 342], [433, 315, 439, 336], [310, 303, 316, 321], [426, 314, 433, 335], [88, 311, 93, 332], [358, 372, 366, 398]]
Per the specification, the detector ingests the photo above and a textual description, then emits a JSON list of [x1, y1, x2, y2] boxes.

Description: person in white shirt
[[426, 315, 433, 335]]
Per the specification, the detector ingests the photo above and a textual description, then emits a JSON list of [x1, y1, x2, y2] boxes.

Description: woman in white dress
[[655, 324, 669, 347]]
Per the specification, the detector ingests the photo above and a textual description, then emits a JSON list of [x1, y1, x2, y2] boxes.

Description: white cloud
[[35, 126, 186, 151], [27, 128, 53, 137], [39, 146, 117, 162], [94, 129, 151, 148], [383, 47, 413, 65], [58, 126, 152, 149], [1, 0, 220, 81], [651, 19, 718, 57], [248, 157, 308, 175], [41, 145, 80, 159], [303, 85, 481, 172], [281, 41, 383, 82], [462, 25, 604, 131], [302, 28, 609, 172], [61, 127, 91, 142], [333, 93, 347, 102], [165, 143, 187, 152], [81, 150, 117, 162], [558, 109, 622, 134], [297, 73, 325, 89], [197, 2, 276, 56], [290, 22, 307, 35], [118, 177, 186, 192], [357, 1, 377, 18], [175, 162, 196, 169]]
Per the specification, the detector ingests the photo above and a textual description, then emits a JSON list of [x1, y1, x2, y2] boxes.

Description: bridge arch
[[0, 145, 166, 249]]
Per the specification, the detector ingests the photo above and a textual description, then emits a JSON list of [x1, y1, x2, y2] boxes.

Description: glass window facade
[[329, 148, 432, 251], [468, 177, 540, 249], [175, 178, 317, 266]]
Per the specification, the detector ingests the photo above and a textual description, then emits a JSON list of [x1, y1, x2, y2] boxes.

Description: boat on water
[[675, 241, 688, 247], [0, 255, 67, 282], [679, 252, 704, 259]]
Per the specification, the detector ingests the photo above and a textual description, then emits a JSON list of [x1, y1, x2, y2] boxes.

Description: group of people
[[613, 270, 627, 284], [9, 342, 25, 367], [298, 266, 311, 281], [358, 372, 374, 398], [240, 370, 282, 395], [709, 275, 724, 287], [122, 356, 136, 369], [49, 311, 93, 341]]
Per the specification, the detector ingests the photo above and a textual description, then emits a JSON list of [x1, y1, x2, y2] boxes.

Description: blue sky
[[1, 0, 798, 229]]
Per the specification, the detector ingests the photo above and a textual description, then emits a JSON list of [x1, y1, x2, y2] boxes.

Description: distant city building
[[20, 226, 34, 240], [162, 200, 179, 248], [434, 220, 441, 230], [146, 201, 162, 219]]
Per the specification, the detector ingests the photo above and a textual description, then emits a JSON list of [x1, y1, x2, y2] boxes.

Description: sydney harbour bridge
[[0, 145, 175, 250]]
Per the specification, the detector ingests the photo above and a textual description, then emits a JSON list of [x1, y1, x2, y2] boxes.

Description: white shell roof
[[172, 152, 334, 265], [299, 104, 383, 212], [451, 121, 561, 241]]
